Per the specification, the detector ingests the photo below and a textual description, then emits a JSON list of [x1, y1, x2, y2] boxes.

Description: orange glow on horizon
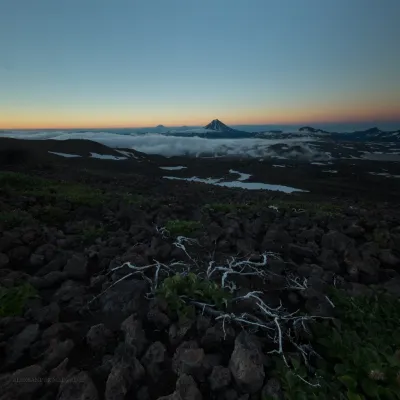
[[1, 104, 399, 130]]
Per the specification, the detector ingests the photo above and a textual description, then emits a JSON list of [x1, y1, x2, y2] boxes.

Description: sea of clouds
[[1, 131, 329, 160]]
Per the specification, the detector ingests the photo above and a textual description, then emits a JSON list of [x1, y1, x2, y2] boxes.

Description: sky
[[0, 0, 399, 129]]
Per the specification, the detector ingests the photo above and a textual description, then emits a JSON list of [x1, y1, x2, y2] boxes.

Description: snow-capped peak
[[203, 119, 235, 132]]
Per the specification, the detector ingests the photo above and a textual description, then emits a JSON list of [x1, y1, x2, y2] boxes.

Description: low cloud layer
[[1, 131, 329, 160]]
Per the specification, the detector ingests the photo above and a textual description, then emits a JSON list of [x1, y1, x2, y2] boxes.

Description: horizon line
[[2, 120, 400, 131]]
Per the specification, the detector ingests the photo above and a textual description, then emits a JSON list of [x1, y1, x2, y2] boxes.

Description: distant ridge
[[299, 126, 329, 134]]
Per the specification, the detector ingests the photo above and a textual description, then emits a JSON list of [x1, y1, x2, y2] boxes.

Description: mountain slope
[[167, 119, 254, 138], [204, 119, 236, 132]]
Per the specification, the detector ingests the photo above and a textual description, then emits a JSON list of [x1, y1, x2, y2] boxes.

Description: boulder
[[41, 338, 75, 369], [141, 341, 166, 381], [6, 323, 40, 365], [30, 302, 60, 325], [321, 231, 353, 254], [63, 255, 88, 280], [261, 378, 284, 400], [0, 364, 43, 399], [0, 252, 9, 269], [172, 341, 205, 381], [229, 332, 265, 394], [120, 315, 147, 357], [208, 366, 231, 391], [158, 374, 202, 400], [86, 323, 113, 352], [105, 358, 144, 400], [99, 279, 148, 323], [379, 250, 400, 268], [57, 371, 98, 400], [8, 246, 30, 263], [29, 271, 68, 289], [34, 243, 57, 263], [29, 253, 45, 268]]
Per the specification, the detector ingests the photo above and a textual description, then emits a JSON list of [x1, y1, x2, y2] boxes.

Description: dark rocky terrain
[[0, 138, 399, 400]]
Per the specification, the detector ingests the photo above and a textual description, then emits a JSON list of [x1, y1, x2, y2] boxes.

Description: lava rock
[[0, 252, 9, 269], [6, 323, 40, 365], [321, 231, 353, 254], [172, 342, 205, 381], [34, 243, 57, 263], [99, 279, 148, 322], [158, 374, 202, 400], [41, 338, 75, 369], [105, 358, 145, 400], [57, 371, 98, 400], [30, 302, 60, 325], [64, 254, 88, 280], [121, 315, 147, 357], [86, 323, 113, 352], [29, 271, 68, 289], [208, 366, 231, 391], [289, 243, 317, 259], [8, 246, 30, 263], [29, 253, 45, 268], [147, 309, 170, 330], [229, 332, 265, 394], [53, 280, 85, 303], [379, 250, 400, 268], [141, 341, 166, 381], [0, 364, 43, 399], [37, 254, 68, 276], [261, 378, 283, 400]]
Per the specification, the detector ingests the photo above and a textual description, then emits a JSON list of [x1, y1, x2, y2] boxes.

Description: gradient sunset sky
[[1, 0, 399, 129]]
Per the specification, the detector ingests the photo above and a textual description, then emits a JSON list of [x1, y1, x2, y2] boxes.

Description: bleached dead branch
[[86, 230, 332, 387]]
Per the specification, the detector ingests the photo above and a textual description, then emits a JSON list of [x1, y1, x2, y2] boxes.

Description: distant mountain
[[299, 126, 329, 134], [331, 127, 400, 142], [204, 119, 236, 132], [166, 119, 253, 138], [160, 121, 400, 142], [156, 125, 166, 129]]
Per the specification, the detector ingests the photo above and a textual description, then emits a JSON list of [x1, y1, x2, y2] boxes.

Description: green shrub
[[273, 290, 400, 399], [0, 283, 38, 317], [165, 219, 202, 237], [157, 273, 230, 319], [203, 202, 251, 213], [0, 210, 35, 229], [0, 171, 47, 190], [30, 205, 69, 225], [81, 223, 106, 244]]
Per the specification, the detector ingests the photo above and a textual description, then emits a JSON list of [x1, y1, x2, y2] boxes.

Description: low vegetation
[[30, 205, 69, 225], [0, 209, 36, 229], [0, 283, 38, 318], [202, 199, 344, 218], [80, 222, 107, 244], [270, 290, 400, 400], [202, 202, 252, 214], [0, 171, 108, 207], [157, 272, 230, 319], [165, 219, 202, 237]]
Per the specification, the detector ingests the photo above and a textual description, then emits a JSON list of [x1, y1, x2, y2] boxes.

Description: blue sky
[[0, 0, 399, 128]]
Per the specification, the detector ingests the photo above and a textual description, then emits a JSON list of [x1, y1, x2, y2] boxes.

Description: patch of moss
[[0, 210, 35, 229], [202, 202, 252, 214], [0, 171, 108, 206], [80, 222, 106, 244], [165, 219, 202, 237], [0, 283, 38, 317], [30, 205, 69, 225]]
